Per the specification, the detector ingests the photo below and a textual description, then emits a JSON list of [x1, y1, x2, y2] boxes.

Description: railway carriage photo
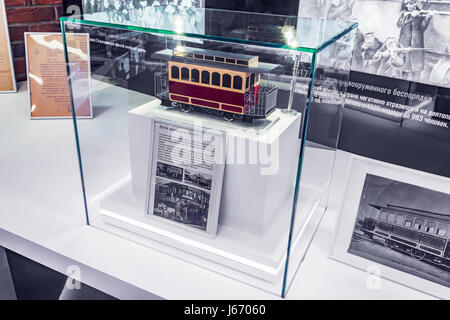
[[361, 204, 450, 269], [153, 46, 280, 121], [348, 174, 450, 289]]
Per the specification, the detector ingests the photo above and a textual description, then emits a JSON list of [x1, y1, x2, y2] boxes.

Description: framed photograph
[[0, 0, 16, 93], [331, 154, 450, 299], [146, 118, 225, 237], [25, 32, 93, 119]]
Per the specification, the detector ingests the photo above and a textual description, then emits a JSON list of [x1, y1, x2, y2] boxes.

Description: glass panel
[[61, 8, 355, 298], [62, 7, 357, 52]]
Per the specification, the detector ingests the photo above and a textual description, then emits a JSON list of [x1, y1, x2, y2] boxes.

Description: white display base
[[89, 100, 333, 287], [92, 179, 323, 283]]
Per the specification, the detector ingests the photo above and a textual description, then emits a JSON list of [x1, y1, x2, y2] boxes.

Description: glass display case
[[60, 7, 357, 297]]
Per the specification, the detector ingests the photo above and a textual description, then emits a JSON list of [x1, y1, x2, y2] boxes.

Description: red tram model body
[[154, 47, 279, 121]]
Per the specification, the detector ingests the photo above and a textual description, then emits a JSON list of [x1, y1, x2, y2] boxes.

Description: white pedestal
[[128, 101, 302, 236]]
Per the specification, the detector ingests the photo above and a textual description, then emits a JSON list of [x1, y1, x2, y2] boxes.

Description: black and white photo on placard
[[153, 177, 210, 230], [156, 161, 183, 181], [146, 119, 224, 236], [299, 0, 450, 88], [349, 173, 450, 288], [184, 169, 212, 190]]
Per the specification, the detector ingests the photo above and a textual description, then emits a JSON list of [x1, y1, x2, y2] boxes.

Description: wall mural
[[299, 0, 450, 88]]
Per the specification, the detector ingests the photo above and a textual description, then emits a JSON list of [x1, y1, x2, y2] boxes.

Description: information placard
[[0, 0, 16, 93], [146, 118, 225, 237], [25, 32, 92, 118]]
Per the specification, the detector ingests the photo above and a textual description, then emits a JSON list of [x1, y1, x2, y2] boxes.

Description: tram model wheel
[[181, 104, 192, 113], [223, 112, 235, 122]]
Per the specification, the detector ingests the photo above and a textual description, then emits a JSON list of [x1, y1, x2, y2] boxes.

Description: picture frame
[[146, 117, 225, 237], [331, 153, 450, 299], [0, 0, 16, 93], [25, 32, 93, 119]]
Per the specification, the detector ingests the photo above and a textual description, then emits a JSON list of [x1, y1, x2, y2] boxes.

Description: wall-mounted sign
[[25, 32, 92, 118], [0, 0, 16, 93]]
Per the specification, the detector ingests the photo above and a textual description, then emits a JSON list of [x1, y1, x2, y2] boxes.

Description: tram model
[[153, 46, 280, 121]]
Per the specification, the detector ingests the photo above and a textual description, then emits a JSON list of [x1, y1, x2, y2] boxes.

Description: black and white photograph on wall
[[83, 26, 148, 85], [82, 0, 205, 33], [299, 0, 450, 88], [348, 173, 450, 288], [153, 177, 210, 231]]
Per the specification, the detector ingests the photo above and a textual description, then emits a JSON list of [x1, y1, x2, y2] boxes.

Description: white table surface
[[0, 82, 435, 300]]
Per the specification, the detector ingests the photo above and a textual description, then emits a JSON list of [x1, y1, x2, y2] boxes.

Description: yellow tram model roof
[[152, 48, 282, 74]]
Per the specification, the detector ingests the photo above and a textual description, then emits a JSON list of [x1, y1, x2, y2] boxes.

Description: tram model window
[[212, 72, 221, 86], [226, 58, 235, 64], [191, 69, 199, 82], [222, 74, 231, 88], [205, 55, 214, 61], [405, 220, 412, 228], [237, 60, 248, 66], [171, 65, 180, 79], [181, 67, 190, 81], [233, 75, 243, 90], [194, 54, 203, 59], [246, 77, 249, 89], [414, 219, 424, 231], [215, 57, 225, 62], [250, 73, 255, 87], [202, 70, 210, 84], [379, 211, 388, 222]]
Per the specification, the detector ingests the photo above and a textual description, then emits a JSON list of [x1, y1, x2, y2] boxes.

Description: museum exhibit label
[[25, 33, 92, 118], [0, 0, 16, 93]]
